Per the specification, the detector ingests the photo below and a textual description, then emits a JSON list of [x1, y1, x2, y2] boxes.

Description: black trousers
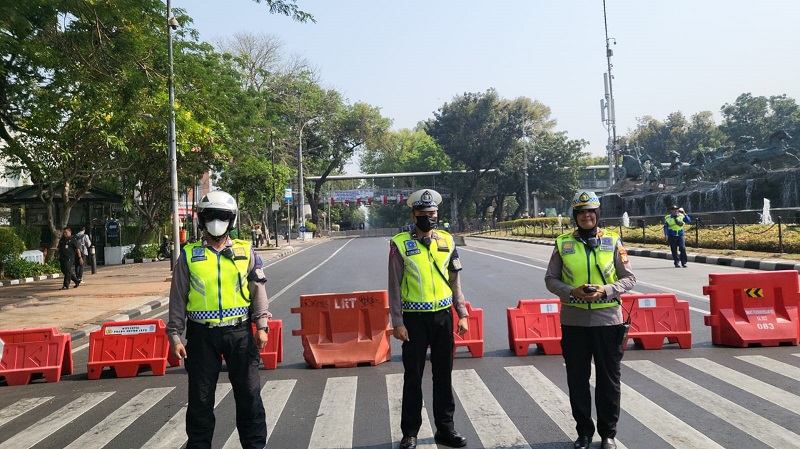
[[561, 324, 625, 440], [185, 320, 266, 449], [401, 309, 455, 437], [668, 234, 687, 266], [59, 259, 78, 288]]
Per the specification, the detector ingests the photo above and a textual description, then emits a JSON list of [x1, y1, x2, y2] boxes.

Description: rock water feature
[[601, 168, 800, 223]]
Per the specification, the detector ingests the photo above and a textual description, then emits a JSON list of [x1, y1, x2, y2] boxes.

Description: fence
[[478, 215, 800, 255]]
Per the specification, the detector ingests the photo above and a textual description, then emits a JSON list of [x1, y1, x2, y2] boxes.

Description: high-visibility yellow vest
[[184, 239, 252, 323], [665, 214, 686, 235], [556, 230, 620, 310], [391, 231, 455, 312]]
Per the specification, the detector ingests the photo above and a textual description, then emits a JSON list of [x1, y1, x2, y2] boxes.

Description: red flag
[[357, 197, 362, 206], [398, 194, 404, 204], [330, 198, 335, 206], [367, 197, 372, 206], [382, 195, 387, 205], [345, 200, 350, 206]]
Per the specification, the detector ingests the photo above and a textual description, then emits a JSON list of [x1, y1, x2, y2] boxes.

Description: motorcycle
[[157, 238, 172, 261]]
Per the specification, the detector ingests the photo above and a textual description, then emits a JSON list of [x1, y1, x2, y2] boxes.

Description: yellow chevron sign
[[744, 288, 764, 298]]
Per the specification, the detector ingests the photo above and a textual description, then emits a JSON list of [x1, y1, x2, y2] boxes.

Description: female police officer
[[544, 191, 636, 449]]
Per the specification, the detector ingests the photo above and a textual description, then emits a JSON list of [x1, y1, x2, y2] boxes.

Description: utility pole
[[601, 0, 617, 188], [523, 126, 530, 217]]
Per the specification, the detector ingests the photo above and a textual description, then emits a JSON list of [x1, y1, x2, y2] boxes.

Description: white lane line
[[679, 357, 800, 415], [0, 396, 54, 427], [738, 355, 800, 381], [143, 383, 232, 448], [308, 376, 358, 449], [222, 379, 297, 448], [625, 360, 800, 447], [64, 387, 174, 449], [505, 365, 577, 440], [459, 248, 546, 270], [0, 392, 113, 449], [268, 239, 353, 302], [387, 373, 436, 449], [589, 367, 719, 449], [453, 369, 530, 449]]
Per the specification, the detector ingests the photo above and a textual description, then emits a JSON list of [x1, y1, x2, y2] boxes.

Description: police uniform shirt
[[388, 231, 467, 328], [166, 236, 270, 346], [544, 229, 637, 327]]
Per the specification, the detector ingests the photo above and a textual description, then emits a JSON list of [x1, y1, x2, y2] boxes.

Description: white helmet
[[197, 190, 238, 234]]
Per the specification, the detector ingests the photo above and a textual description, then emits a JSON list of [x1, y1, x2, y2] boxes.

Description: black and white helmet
[[197, 190, 238, 233]]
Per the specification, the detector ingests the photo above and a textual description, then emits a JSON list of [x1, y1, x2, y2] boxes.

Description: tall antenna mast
[[601, 0, 617, 187]]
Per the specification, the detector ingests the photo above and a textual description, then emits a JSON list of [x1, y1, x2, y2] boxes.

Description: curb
[[0, 273, 61, 288], [470, 235, 800, 272]]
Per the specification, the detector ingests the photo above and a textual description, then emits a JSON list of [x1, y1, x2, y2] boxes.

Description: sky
[[176, 0, 800, 170]]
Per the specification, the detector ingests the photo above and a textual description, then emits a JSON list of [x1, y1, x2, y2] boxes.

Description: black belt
[[189, 317, 248, 328]]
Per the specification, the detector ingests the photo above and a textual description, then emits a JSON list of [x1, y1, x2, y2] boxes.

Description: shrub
[[12, 225, 41, 250], [125, 244, 159, 260], [3, 258, 60, 280], [0, 227, 26, 279]]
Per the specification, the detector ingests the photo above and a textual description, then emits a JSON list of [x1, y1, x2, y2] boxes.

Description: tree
[[0, 0, 167, 253]]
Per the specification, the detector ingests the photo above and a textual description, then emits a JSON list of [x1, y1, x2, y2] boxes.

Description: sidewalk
[[0, 241, 306, 339]]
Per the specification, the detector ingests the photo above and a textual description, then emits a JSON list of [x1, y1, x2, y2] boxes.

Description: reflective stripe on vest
[[556, 230, 619, 310], [185, 239, 252, 323], [391, 231, 455, 313]]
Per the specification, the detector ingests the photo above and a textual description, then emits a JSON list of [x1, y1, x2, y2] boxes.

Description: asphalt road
[[2, 236, 799, 449]]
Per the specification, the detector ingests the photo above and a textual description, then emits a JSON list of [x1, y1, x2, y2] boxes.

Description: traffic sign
[[299, 226, 307, 232], [284, 187, 292, 201]]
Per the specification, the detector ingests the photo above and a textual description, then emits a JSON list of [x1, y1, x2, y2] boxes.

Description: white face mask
[[206, 219, 229, 237]]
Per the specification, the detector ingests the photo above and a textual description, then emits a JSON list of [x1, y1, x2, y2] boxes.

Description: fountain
[[622, 212, 630, 227], [760, 198, 773, 224]]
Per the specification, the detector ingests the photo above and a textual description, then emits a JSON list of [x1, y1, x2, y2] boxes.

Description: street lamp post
[[297, 117, 317, 241], [166, 0, 180, 268]]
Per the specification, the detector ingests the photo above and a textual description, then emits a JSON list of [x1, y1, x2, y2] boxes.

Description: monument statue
[[602, 130, 800, 218]]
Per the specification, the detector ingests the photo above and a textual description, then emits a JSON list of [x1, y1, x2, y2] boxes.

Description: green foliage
[[124, 244, 159, 260], [303, 220, 316, 233], [2, 258, 60, 280], [0, 227, 26, 278], [11, 225, 40, 250]]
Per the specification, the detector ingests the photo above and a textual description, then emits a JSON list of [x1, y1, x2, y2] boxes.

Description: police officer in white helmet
[[388, 189, 469, 449], [166, 190, 270, 448], [544, 191, 636, 449]]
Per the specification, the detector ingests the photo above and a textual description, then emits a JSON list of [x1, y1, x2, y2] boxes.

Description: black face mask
[[414, 215, 436, 233]]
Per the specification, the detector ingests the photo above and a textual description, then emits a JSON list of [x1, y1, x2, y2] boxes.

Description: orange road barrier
[[507, 299, 563, 355], [620, 293, 692, 349], [703, 270, 800, 347], [0, 328, 73, 386], [292, 290, 392, 369], [252, 319, 283, 370], [453, 302, 484, 357], [87, 319, 180, 380]]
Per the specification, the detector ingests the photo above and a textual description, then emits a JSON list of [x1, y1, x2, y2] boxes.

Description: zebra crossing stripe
[[453, 368, 530, 449], [142, 383, 232, 448], [624, 360, 800, 447], [308, 376, 358, 449], [0, 397, 53, 428], [221, 379, 297, 449], [679, 358, 800, 415], [0, 392, 113, 449], [505, 365, 576, 439], [64, 387, 174, 449], [386, 373, 436, 449], [592, 370, 721, 448], [739, 354, 800, 380]]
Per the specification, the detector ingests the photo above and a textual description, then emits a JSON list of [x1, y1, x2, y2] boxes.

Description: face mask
[[206, 219, 229, 237], [414, 215, 436, 232]]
